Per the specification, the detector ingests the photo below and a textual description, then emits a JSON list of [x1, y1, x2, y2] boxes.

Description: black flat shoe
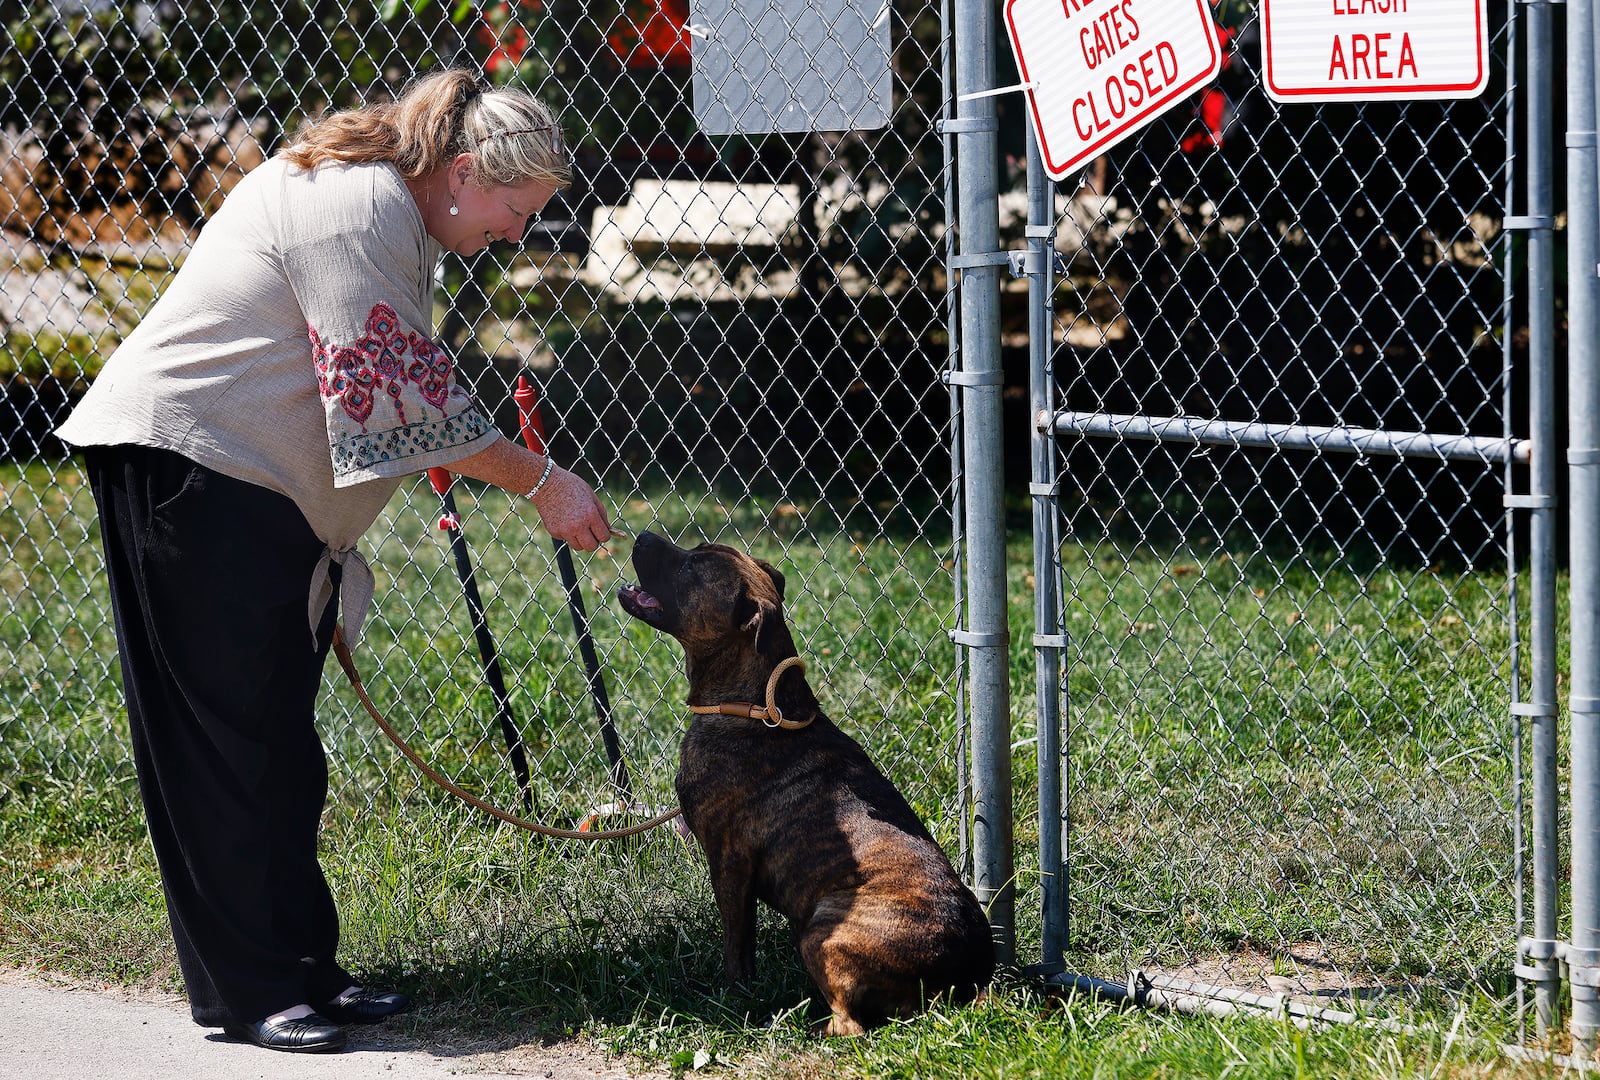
[[222, 1012, 346, 1053], [317, 986, 411, 1024]]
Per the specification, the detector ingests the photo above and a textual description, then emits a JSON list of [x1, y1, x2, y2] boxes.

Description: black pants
[[84, 444, 354, 1027]]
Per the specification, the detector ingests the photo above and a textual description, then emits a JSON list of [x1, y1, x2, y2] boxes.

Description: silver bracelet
[[524, 455, 556, 500]]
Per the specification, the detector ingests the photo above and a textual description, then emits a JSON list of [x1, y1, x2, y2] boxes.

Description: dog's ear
[[734, 589, 761, 635], [755, 559, 786, 602], [735, 588, 783, 654]]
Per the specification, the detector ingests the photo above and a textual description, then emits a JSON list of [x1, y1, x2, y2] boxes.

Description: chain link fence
[[0, 0, 1541, 1027], [0, 0, 966, 864]]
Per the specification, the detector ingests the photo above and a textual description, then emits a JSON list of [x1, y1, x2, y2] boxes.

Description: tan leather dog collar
[[688, 656, 812, 729]]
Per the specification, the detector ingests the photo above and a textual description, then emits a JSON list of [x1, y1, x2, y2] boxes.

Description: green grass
[[0, 457, 1548, 1077]]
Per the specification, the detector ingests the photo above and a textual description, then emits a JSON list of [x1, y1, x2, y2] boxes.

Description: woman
[[56, 68, 610, 1053]]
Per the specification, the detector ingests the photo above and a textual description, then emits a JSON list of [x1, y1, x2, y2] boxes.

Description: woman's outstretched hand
[[528, 465, 612, 551], [445, 436, 613, 551]]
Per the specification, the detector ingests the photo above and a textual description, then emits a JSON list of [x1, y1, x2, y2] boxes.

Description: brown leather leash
[[331, 626, 682, 840], [332, 629, 816, 839]]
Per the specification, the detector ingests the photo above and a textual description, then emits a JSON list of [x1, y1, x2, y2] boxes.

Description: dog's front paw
[[813, 1011, 867, 1038], [723, 954, 757, 990]]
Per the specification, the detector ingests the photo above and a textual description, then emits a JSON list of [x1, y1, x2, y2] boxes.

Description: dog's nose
[[635, 530, 663, 549]]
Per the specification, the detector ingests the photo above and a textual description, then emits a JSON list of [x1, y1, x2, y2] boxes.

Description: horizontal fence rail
[[1046, 410, 1530, 464]]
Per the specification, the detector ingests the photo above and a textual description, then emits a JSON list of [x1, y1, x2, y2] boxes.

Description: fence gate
[[976, 0, 1558, 1029]]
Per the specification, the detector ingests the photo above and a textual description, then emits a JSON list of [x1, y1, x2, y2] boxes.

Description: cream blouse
[[57, 157, 502, 646]]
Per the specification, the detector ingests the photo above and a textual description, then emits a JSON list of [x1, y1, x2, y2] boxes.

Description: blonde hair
[[281, 68, 570, 189]]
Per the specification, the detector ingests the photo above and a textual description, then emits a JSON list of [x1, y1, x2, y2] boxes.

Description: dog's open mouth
[[616, 581, 662, 618]]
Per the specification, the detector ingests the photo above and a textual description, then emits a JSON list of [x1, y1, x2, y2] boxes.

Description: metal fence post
[[937, 0, 973, 885], [1026, 123, 1069, 969], [1568, 0, 1600, 1050], [951, 0, 1015, 963], [1515, 0, 1562, 1035], [1503, 0, 1562, 1037]]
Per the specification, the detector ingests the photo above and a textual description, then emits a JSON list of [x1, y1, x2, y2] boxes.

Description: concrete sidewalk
[[0, 970, 662, 1080]]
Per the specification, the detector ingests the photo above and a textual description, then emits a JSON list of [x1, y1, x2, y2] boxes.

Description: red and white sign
[[1003, 0, 1224, 180], [1262, 0, 1488, 101]]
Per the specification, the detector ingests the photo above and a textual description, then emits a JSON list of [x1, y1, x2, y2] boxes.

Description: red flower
[[606, 0, 691, 70]]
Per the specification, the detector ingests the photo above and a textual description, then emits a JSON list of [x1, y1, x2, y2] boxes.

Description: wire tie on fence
[[1514, 963, 1562, 984], [1511, 701, 1558, 718], [1033, 633, 1068, 649], [1561, 943, 1600, 964], [1520, 937, 1561, 961], [1025, 225, 1057, 240], [1561, 966, 1600, 992], [685, 22, 714, 38], [1503, 216, 1556, 231], [943, 369, 1005, 387], [950, 628, 1010, 648], [949, 250, 1012, 271], [936, 116, 999, 134], [1559, 943, 1600, 989], [1029, 481, 1059, 497], [1504, 493, 1558, 509], [957, 80, 1038, 102]]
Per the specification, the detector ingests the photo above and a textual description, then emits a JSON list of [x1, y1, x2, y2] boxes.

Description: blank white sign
[[688, 0, 894, 134]]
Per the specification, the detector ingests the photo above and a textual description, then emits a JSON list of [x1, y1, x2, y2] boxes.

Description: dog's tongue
[[620, 583, 661, 610]]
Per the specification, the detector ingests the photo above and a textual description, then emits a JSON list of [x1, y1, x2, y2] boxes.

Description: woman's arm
[[449, 436, 613, 551]]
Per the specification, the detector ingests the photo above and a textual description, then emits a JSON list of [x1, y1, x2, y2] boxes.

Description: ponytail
[[281, 68, 569, 189]]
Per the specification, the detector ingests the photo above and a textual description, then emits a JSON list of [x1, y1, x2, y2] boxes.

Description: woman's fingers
[[529, 468, 612, 550]]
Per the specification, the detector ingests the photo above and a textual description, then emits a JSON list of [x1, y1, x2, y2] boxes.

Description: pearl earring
[[449, 202, 459, 217]]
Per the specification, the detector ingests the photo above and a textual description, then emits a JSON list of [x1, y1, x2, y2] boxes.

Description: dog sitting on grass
[[617, 531, 994, 1036]]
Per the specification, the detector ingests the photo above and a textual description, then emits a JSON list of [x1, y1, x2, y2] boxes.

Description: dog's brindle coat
[[617, 532, 994, 1036]]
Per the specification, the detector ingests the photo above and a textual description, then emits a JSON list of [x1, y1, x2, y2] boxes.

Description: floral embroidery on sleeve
[[310, 301, 492, 479]]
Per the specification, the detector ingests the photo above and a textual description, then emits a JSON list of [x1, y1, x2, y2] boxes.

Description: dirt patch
[[1150, 943, 1397, 1003]]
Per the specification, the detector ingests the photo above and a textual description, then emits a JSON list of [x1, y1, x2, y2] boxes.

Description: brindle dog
[[617, 531, 994, 1036]]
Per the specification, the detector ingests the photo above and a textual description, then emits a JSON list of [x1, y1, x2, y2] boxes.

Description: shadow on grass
[[322, 807, 823, 1050]]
